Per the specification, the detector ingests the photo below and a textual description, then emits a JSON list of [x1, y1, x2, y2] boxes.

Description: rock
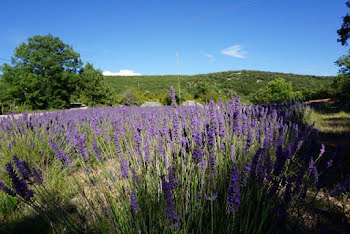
[[181, 100, 203, 107], [141, 101, 163, 107]]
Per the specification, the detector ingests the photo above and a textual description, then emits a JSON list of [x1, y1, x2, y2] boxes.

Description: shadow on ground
[[310, 101, 350, 115], [0, 203, 83, 234]]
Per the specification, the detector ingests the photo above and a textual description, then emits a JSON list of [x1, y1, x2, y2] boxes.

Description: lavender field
[[0, 90, 348, 233]]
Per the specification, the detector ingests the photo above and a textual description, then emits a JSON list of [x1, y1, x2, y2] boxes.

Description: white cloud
[[221, 45, 247, 58], [103, 69, 141, 76], [204, 53, 214, 59]]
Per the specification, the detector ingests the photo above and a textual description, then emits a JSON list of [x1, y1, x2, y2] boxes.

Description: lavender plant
[[0, 91, 345, 233]]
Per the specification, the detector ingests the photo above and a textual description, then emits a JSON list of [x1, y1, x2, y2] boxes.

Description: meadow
[[0, 88, 348, 233]]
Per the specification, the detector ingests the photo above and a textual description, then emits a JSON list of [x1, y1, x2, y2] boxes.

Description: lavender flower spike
[[227, 164, 241, 212], [169, 86, 177, 107], [130, 189, 139, 214]]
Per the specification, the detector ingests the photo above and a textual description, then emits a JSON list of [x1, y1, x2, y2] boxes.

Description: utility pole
[[176, 52, 181, 101]]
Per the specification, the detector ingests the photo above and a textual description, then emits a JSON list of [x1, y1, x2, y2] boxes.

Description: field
[[0, 92, 349, 233], [106, 70, 334, 99]]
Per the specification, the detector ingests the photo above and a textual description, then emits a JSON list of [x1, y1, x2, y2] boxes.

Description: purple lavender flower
[[32, 168, 43, 185], [49, 139, 61, 160], [192, 131, 205, 168], [49, 139, 71, 167], [169, 86, 177, 107], [120, 157, 129, 179], [131, 167, 140, 184], [227, 164, 240, 212], [308, 158, 318, 183], [60, 150, 72, 168], [195, 192, 201, 201], [241, 162, 252, 187], [161, 173, 180, 223], [143, 138, 151, 163], [326, 144, 341, 169], [13, 156, 32, 181], [5, 163, 34, 201], [206, 121, 217, 175], [77, 133, 88, 159], [273, 146, 288, 176], [251, 148, 263, 175], [92, 137, 101, 161], [130, 189, 139, 214], [330, 176, 350, 196], [205, 193, 218, 201], [319, 144, 325, 156], [0, 181, 16, 196]]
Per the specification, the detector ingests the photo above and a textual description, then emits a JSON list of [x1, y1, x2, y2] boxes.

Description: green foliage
[[333, 53, 350, 101], [337, 1, 350, 46], [333, 2, 350, 101], [331, 74, 350, 100], [120, 89, 142, 106], [0, 193, 18, 221], [77, 63, 112, 106], [162, 93, 180, 105], [105, 70, 333, 104], [250, 78, 303, 104], [0, 34, 81, 112], [0, 34, 112, 114]]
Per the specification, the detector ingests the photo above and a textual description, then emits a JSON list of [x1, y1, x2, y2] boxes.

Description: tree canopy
[[250, 78, 303, 104], [337, 1, 350, 46], [334, 1, 350, 100], [77, 63, 112, 106], [0, 34, 110, 113]]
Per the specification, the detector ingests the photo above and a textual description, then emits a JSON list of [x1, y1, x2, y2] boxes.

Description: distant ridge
[[106, 70, 334, 98]]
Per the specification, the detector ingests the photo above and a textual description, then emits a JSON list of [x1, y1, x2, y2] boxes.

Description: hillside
[[105, 70, 334, 100]]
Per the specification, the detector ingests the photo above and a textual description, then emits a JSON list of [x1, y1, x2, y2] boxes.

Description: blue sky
[[0, 0, 349, 76]]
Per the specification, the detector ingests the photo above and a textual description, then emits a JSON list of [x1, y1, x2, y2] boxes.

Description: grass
[[306, 101, 350, 170], [304, 102, 350, 230], [309, 109, 350, 135]]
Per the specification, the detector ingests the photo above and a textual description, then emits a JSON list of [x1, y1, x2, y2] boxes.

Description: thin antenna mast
[[176, 52, 181, 101]]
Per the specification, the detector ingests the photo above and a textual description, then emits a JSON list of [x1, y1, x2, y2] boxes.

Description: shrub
[[250, 78, 304, 104], [121, 89, 142, 106]]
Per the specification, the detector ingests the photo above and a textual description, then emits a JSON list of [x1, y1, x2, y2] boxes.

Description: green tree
[[334, 1, 350, 100], [192, 82, 219, 103], [250, 78, 303, 104], [337, 1, 350, 46], [0, 34, 82, 110], [77, 63, 112, 106], [331, 74, 350, 100]]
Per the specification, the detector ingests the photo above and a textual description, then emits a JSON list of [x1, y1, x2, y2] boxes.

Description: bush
[[121, 89, 141, 106], [250, 78, 304, 104]]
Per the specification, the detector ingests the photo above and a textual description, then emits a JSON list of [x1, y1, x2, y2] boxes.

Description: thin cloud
[[221, 45, 247, 58], [204, 53, 214, 59], [103, 49, 112, 53], [103, 69, 141, 76]]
